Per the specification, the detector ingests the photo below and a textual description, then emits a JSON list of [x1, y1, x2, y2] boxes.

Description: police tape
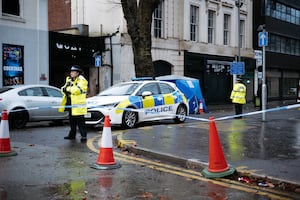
[[0, 105, 85, 116], [1, 103, 300, 123], [214, 103, 300, 121], [117, 103, 300, 122]]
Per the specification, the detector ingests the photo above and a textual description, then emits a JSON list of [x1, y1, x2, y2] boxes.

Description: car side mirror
[[141, 91, 152, 98]]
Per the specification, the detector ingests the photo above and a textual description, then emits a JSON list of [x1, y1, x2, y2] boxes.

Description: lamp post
[[235, 0, 243, 83], [108, 28, 119, 86]]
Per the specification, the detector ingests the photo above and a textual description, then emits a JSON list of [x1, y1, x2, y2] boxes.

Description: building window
[[2, 0, 20, 16], [296, 40, 300, 56], [223, 14, 230, 45], [269, 33, 276, 52], [208, 10, 215, 44], [153, 2, 163, 38], [267, 34, 300, 56], [291, 8, 296, 24], [276, 35, 281, 52], [265, 0, 300, 25], [190, 5, 199, 41], [267, 77, 280, 98], [283, 78, 298, 97], [239, 20, 245, 48]]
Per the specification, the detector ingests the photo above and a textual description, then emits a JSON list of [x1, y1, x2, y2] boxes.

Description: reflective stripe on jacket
[[230, 83, 246, 104], [59, 75, 88, 115]]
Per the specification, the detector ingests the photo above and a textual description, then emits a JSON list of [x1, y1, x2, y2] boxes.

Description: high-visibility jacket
[[59, 75, 88, 116], [230, 82, 246, 104]]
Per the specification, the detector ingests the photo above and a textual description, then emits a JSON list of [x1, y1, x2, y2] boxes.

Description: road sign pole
[[262, 44, 266, 121], [95, 55, 101, 94], [258, 26, 267, 121]]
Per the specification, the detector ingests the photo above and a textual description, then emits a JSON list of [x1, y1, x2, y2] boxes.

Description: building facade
[[2, 0, 299, 104], [253, 0, 300, 101], [0, 0, 49, 87], [48, 0, 106, 96], [70, 0, 255, 104]]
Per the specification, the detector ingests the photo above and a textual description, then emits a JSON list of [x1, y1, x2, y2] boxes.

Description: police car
[[85, 79, 189, 128]]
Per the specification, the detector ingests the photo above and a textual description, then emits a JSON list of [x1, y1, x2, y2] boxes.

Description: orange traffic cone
[[199, 100, 204, 114], [0, 110, 17, 157], [90, 115, 121, 170], [201, 117, 235, 178]]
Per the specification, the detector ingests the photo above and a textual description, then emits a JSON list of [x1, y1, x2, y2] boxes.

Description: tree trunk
[[121, 0, 160, 78]]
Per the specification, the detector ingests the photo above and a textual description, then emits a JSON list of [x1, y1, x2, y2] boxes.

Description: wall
[[48, 0, 71, 31], [71, 0, 125, 36], [0, 0, 49, 87]]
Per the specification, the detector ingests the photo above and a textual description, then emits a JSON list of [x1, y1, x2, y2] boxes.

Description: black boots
[[64, 136, 75, 140], [64, 135, 87, 142]]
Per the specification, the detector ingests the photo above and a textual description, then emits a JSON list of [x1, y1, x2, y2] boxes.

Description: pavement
[[116, 100, 300, 194]]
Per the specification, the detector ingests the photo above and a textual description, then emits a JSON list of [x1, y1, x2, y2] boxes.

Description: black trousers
[[68, 114, 87, 138], [234, 103, 243, 118]]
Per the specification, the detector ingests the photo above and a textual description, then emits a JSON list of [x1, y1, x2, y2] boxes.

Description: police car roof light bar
[[131, 77, 154, 81]]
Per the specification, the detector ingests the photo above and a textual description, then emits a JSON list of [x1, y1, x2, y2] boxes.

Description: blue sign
[[95, 55, 101, 67], [258, 32, 268, 47], [230, 62, 245, 75]]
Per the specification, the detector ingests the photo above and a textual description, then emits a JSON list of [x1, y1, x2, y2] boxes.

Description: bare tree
[[121, 0, 161, 78]]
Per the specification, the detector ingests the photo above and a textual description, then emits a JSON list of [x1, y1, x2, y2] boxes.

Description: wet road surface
[[1, 121, 298, 199], [120, 108, 300, 185]]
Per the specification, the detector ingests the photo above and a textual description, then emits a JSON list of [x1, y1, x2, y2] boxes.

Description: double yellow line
[[87, 133, 297, 200]]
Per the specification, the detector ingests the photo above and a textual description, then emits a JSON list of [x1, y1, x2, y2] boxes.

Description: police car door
[[158, 82, 176, 117], [137, 82, 162, 121]]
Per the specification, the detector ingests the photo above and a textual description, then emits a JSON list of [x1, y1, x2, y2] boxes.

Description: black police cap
[[70, 65, 82, 72]]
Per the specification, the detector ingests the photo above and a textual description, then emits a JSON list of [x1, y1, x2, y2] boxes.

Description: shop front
[[49, 32, 105, 96], [184, 51, 256, 105]]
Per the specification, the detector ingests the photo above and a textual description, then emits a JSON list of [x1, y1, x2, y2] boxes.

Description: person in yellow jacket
[[59, 65, 88, 142], [230, 78, 246, 119]]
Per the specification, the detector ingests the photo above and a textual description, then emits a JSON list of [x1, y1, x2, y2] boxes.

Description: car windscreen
[[0, 87, 13, 94], [99, 82, 141, 96]]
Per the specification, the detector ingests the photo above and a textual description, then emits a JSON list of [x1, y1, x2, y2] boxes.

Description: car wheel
[[174, 104, 187, 123], [9, 108, 29, 129], [122, 109, 138, 129]]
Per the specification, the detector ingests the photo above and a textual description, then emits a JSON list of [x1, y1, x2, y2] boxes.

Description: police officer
[[230, 77, 246, 118], [59, 65, 88, 142]]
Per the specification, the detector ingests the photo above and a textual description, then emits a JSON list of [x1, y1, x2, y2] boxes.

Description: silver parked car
[[0, 84, 69, 128]]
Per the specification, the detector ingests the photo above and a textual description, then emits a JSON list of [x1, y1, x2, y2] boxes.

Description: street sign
[[258, 72, 262, 79], [95, 55, 101, 67], [254, 50, 262, 67], [230, 62, 245, 75], [258, 32, 268, 47]]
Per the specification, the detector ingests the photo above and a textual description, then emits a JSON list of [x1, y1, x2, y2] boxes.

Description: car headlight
[[102, 102, 119, 109], [87, 102, 119, 109]]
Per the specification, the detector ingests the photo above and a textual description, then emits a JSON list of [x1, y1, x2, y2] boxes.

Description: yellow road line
[[114, 151, 293, 200], [88, 134, 205, 175], [116, 153, 295, 199], [87, 134, 297, 200]]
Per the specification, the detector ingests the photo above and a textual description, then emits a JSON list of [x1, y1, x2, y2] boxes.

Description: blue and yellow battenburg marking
[[115, 91, 187, 114]]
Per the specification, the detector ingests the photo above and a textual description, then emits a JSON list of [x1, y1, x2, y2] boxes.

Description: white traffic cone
[[199, 100, 204, 114]]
